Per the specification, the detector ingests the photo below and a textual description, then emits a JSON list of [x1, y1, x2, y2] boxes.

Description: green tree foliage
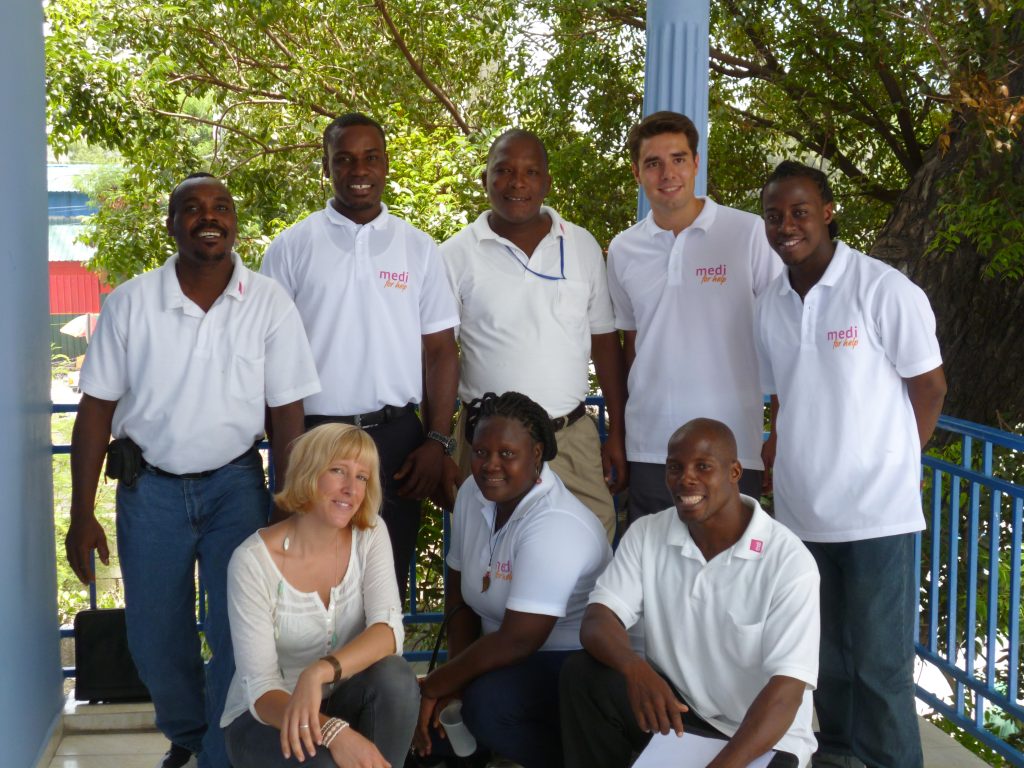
[[45, 0, 1024, 420], [45, 0, 516, 281]]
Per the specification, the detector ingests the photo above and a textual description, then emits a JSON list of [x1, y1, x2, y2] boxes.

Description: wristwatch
[[426, 430, 457, 455]]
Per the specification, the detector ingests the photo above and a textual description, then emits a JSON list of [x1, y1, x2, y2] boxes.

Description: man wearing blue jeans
[[755, 161, 947, 766], [66, 174, 320, 768]]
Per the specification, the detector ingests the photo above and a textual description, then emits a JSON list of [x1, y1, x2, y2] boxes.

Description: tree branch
[[372, 0, 472, 135], [727, 104, 901, 205], [151, 109, 269, 149], [221, 142, 321, 177]]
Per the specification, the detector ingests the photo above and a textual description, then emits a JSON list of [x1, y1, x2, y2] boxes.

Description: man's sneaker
[[156, 744, 196, 768]]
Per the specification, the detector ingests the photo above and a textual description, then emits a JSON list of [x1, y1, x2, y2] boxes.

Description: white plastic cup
[[439, 700, 477, 757]]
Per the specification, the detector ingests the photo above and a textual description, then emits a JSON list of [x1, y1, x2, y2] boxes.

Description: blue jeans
[[117, 450, 269, 768], [223, 655, 420, 768], [807, 535, 923, 768]]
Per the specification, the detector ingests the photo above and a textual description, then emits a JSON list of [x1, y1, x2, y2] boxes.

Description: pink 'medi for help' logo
[[749, 539, 764, 553]]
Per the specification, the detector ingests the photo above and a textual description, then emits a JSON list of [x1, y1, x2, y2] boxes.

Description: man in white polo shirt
[[66, 174, 320, 768], [755, 161, 947, 768], [261, 113, 459, 600], [561, 418, 820, 768], [440, 129, 627, 540], [607, 111, 782, 523]]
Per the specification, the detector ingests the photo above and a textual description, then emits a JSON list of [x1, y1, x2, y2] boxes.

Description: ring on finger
[[300, 724, 310, 730]]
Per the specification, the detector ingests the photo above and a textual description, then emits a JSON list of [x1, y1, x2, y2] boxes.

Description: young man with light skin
[[560, 418, 819, 767], [261, 113, 460, 601], [440, 129, 628, 541], [606, 112, 782, 524], [755, 161, 947, 768], [67, 174, 320, 768]]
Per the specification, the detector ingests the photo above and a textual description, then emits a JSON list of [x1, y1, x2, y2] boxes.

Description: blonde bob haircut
[[273, 423, 382, 530]]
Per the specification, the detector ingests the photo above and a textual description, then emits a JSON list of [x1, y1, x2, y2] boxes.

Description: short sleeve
[[79, 289, 130, 402], [262, 297, 321, 407], [504, 510, 606, 617], [606, 244, 636, 332], [418, 237, 460, 336], [873, 271, 942, 379], [760, 550, 820, 687], [226, 542, 289, 723], [575, 227, 616, 335], [587, 519, 646, 630], [445, 486, 471, 572]]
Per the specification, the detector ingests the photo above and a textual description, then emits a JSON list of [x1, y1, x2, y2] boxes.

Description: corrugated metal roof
[[49, 223, 95, 262], [47, 163, 103, 192]]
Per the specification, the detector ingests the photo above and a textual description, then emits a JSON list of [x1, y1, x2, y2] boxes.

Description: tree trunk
[[872, 133, 1024, 431]]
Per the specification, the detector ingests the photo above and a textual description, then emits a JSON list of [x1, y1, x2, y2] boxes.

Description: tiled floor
[[47, 697, 994, 768]]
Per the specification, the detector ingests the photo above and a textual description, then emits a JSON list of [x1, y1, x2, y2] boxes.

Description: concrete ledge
[[61, 695, 156, 734], [918, 717, 992, 768]]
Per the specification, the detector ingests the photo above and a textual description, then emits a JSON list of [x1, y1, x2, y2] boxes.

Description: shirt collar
[[640, 197, 718, 240], [161, 252, 250, 311], [665, 494, 774, 564], [779, 239, 852, 296], [471, 205, 565, 248], [323, 200, 390, 232]]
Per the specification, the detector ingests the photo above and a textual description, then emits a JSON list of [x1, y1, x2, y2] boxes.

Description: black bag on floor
[[73, 608, 151, 703]]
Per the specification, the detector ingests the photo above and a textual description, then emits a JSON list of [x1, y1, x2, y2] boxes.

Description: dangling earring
[[535, 464, 542, 484]]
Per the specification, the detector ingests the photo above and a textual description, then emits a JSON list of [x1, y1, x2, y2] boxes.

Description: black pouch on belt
[[105, 437, 143, 488]]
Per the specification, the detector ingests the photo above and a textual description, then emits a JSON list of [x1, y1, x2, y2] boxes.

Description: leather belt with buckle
[[305, 403, 417, 431], [550, 402, 586, 433]]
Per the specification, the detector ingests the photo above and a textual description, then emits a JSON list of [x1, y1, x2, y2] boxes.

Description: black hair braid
[[463, 391, 558, 462]]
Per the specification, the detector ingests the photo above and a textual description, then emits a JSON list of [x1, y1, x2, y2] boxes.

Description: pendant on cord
[[482, 570, 491, 592]]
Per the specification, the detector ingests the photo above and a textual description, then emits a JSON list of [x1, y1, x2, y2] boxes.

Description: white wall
[[0, 1, 65, 765]]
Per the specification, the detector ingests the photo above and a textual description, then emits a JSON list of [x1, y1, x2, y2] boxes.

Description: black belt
[[143, 444, 260, 480], [305, 403, 417, 431], [550, 402, 587, 433]]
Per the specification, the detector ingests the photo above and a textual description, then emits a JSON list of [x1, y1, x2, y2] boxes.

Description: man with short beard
[[66, 173, 320, 768]]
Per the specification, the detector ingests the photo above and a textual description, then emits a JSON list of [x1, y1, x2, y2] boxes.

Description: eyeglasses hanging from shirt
[[503, 237, 565, 281]]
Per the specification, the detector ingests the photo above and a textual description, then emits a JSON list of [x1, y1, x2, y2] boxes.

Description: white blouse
[[220, 521, 405, 727]]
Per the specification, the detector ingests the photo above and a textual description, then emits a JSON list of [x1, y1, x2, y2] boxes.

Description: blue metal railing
[[917, 415, 1024, 765], [51, 403, 1024, 762]]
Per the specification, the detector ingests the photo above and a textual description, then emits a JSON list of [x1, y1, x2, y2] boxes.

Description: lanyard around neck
[[503, 236, 565, 281]]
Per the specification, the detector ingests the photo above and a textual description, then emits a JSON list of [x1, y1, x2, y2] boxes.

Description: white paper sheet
[[632, 731, 776, 768]]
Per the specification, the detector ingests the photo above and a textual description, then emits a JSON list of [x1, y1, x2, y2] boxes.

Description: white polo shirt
[[754, 242, 942, 542], [261, 203, 459, 416], [440, 207, 616, 417], [608, 199, 781, 469], [589, 499, 819, 766], [446, 464, 611, 651], [80, 254, 321, 475]]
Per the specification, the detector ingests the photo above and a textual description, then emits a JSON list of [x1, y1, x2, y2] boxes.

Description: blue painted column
[[0, 1, 65, 766], [639, 0, 711, 216]]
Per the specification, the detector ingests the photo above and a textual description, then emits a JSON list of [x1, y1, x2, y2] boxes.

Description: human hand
[[760, 432, 777, 494], [429, 457, 461, 510], [65, 515, 109, 584], [601, 433, 629, 495], [394, 440, 445, 499], [280, 665, 327, 761], [624, 658, 688, 736], [328, 724, 391, 768], [412, 693, 439, 757]]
